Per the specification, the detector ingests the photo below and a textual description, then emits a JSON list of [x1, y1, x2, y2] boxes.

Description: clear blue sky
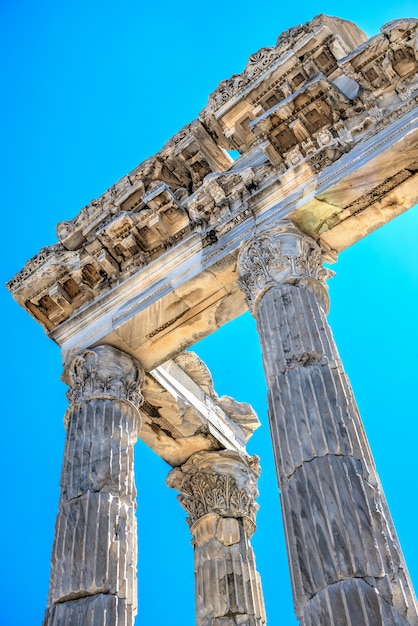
[[1, 1, 417, 625]]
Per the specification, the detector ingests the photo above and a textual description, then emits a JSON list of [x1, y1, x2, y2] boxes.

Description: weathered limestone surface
[[43, 345, 143, 626], [237, 222, 418, 625], [42, 346, 262, 626], [167, 451, 266, 626], [43, 594, 132, 626], [143, 351, 260, 466], [6, 16, 418, 371], [6, 14, 418, 626]]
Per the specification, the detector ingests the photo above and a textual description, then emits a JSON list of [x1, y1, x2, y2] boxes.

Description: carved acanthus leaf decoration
[[237, 223, 334, 313], [177, 471, 257, 529], [237, 232, 290, 312], [167, 451, 260, 532], [64, 345, 144, 409]]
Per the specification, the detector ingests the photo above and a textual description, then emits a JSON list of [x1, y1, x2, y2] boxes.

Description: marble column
[[167, 450, 266, 626], [237, 221, 418, 626], [43, 345, 143, 626]]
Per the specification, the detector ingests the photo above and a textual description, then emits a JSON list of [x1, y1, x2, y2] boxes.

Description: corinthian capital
[[237, 220, 334, 313], [167, 450, 260, 535], [63, 344, 144, 409]]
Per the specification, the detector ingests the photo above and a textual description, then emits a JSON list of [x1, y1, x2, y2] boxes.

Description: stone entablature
[[142, 352, 260, 467], [202, 15, 365, 117], [6, 16, 418, 366], [201, 17, 418, 158], [200, 15, 366, 153], [57, 119, 233, 251]]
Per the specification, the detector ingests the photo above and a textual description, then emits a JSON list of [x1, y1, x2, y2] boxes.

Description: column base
[[43, 594, 135, 626]]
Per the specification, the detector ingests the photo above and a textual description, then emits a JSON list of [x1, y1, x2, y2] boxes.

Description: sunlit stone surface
[[168, 451, 266, 626], [237, 222, 417, 624], [7, 14, 418, 626], [43, 345, 143, 626]]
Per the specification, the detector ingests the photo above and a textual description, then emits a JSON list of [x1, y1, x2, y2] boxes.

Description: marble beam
[[237, 221, 418, 625], [43, 345, 143, 626], [167, 450, 266, 626]]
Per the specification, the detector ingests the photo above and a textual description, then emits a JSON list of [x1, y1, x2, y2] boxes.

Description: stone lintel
[[140, 352, 260, 467]]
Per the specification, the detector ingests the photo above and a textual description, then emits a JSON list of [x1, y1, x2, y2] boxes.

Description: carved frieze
[[55, 119, 232, 254], [6, 17, 418, 336], [202, 15, 366, 116], [341, 19, 418, 94], [237, 221, 333, 313], [200, 15, 368, 153], [201, 17, 418, 172], [185, 168, 258, 230], [249, 75, 354, 172]]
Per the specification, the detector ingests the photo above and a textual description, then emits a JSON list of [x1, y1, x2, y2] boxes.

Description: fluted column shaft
[[168, 450, 266, 626], [237, 222, 418, 626], [43, 345, 143, 626]]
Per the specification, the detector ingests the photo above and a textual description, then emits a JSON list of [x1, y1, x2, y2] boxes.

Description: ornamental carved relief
[[64, 345, 144, 409], [202, 16, 353, 114], [167, 451, 260, 533], [7, 18, 418, 336], [237, 221, 334, 313]]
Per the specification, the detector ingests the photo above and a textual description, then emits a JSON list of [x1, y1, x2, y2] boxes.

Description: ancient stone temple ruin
[[7, 14, 418, 626]]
